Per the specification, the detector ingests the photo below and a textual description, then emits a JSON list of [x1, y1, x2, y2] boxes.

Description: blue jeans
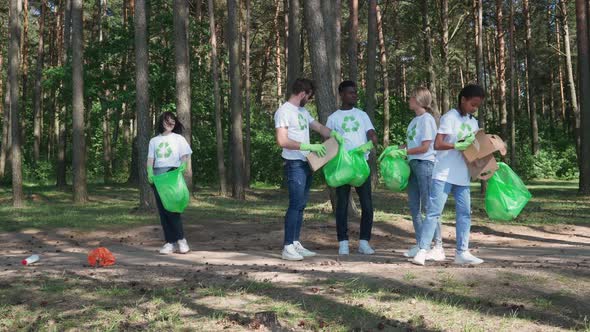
[[407, 160, 441, 246], [283, 159, 313, 245], [419, 179, 471, 254], [335, 175, 373, 242]]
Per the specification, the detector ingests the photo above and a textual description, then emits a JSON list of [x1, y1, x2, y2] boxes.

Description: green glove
[[147, 166, 154, 184], [357, 141, 374, 153], [455, 133, 476, 151], [330, 131, 344, 145], [300, 143, 327, 157], [178, 161, 188, 173], [389, 148, 407, 159]]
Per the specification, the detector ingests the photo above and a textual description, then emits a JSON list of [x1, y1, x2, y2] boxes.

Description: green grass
[[0, 179, 587, 232]]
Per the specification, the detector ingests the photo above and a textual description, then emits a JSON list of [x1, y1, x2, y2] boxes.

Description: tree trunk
[[0, 55, 8, 178], [376, 4, 390, 146], [274, 0, 283, 106], [497, 0, 508, 141], [286, 0, 301, 97], [509, 0, 517, 166], [71, 0, 87, 203], [135, 0, 155, 209], [523, 0, 539, 155], [422, 0, 439, 117], [560, 0, 580, 156], [33, 1, 46, 163], [575, 0, 590, 194], [9, 0, 24, 207], [348, 0, 358, 83], [474, 0, 485, 129], [21, 0, 29, 145], [366, 0, 378, 186], [556, 18, 567, 124], [208, 0, 228, 196], [244, 0, 252, 187], [227, 0, 246, 200], [174, 0, 193, 191], [57, 0, 72, 189], [440, 0, 450, 113]]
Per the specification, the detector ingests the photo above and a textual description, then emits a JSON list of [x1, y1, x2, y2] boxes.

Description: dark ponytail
[[157, 111, 184, 135], [457, 84, 485, 116]]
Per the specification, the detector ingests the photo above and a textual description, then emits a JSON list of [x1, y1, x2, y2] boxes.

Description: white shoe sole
[[454, 260, 483, 265], [410, 258, 425, 266], [282, 255, 303, 261]]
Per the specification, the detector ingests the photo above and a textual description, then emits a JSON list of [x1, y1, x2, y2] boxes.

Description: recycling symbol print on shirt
[[341, 115, 360, 133], [156, 142, 173, 159], [407, 123, 417, 141], [297, 113, 308, 130], [457, 123, 473, 140]]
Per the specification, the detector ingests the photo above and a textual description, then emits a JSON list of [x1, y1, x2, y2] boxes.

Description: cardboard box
[[306, 137, 339, 171], [462, 130, 507, 180]]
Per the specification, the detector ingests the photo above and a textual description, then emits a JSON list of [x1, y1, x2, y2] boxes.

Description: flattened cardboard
[[306, 137, 339, 171], [468, 154, 499, 180]]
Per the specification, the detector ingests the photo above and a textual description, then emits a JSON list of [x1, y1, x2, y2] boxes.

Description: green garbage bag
[[324, 145, 356, 187], [348, 147, 370, 187], [485, 162, 531, 221], [153, 168, 190, 213], [378, 146, 411, 192]]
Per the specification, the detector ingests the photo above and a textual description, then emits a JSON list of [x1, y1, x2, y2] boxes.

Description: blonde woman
[[388, 87, 444, 260]]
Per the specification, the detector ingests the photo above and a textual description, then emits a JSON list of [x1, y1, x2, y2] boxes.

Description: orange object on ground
[[87, 247, 116, 267]]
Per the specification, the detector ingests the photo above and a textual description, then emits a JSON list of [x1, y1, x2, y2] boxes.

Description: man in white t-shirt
[[275, 78, 343, 261], [326, 80, 378, 256]]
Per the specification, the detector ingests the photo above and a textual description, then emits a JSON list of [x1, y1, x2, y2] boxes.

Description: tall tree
[[274, 0, 283, 104], [0, 55, 8, 178], [71, 0, 87, 203], [244, 0, 252, 186], [57, 0, 72, 188], [440, 0, 450, 113], [286, 0, 301, 95], [575, 0, 590, 194], [496, 0, 508, 141], [509, 0, 517, 166], [366, 0, 377, 122], [348, 0, 358, 83], [174, 0, 193, 190], [227, 0, 246, 200], [9, 0, 24, 207], [21, 0, 29, 144], [474, 0, 485, 128], [422, 0, 439, 117], [523, 0, 539, 154], [135, 0, 154, 209], [559, 0, 580, 154], [33, 0, 46, 163], [376, 4, 390, 146], [208, 0, 227, 196]]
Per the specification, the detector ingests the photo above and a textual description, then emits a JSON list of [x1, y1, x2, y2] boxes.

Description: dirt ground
[[1, 211, 589, 331]]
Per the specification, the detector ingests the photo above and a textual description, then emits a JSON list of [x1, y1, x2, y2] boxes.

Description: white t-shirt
[[274, 101, 316, 161], [148, 133, 193, 168], [432, 109, 479, 186], [326, 108, 375, 160], [406, 112, 437, 161]]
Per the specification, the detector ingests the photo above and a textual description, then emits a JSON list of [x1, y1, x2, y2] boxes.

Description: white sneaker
[[426, 247, 446, 261], [159, 243, 176, 255], [177, 238, 190, 254], [282, 244, 304, 261], [358, 240, 375, 255], [293, 241, 317, 257], [411, 249, 427, 266], [454, 251, 483, 265], [338, 240, 349, 255], [403, 245, 420, 258]]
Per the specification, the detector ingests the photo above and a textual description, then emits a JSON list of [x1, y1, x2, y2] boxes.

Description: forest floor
[[0, 180, 589, 331]]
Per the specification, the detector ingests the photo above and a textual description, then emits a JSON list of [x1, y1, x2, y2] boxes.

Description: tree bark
[[0, 55, 9, 178], [135, 0, 155, 209], [208, 0, 228, 196], [57, 0, 71, 189], [33, 0, 46, 163], [497, 0, 508, 141], [560, 0, 580, 156], [509, 0, 517, 166], [174, 0, 193, 191], [227, 0, 246, 200], [21, 0, 29, 145], [376, 4, 390, 146], [440, 0, 450, 113], [274, 0, 283, 105], [348, 0, 358, 83], [474, 0, 485, 129], [286, 0, 301, 97], [575, 0, 590, 194], [9, 0, 24, 207], [71, 0, 87, 203], [244, 0, 251, 187], [422, 0, 439, 117], [523, 0, 539, 155]]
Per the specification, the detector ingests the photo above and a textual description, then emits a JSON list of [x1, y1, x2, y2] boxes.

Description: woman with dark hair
[[147, 111, 192, 254], [412, 84, 486, 266]]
